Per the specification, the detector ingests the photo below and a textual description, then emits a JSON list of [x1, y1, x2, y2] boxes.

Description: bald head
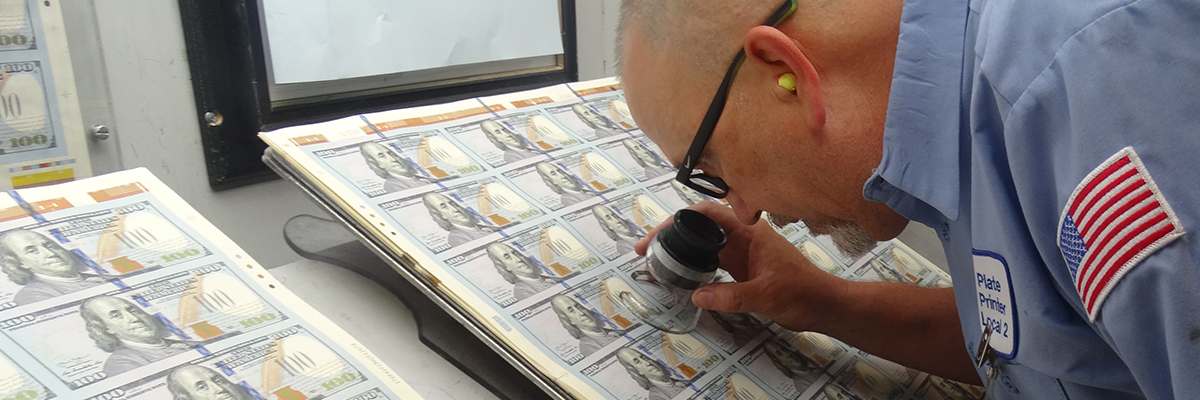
[[618, 0, 778, 79]]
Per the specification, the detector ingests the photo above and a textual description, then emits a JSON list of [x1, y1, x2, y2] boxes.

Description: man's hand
[[635, 201, 848, 333], [636, 201, 981, 384]]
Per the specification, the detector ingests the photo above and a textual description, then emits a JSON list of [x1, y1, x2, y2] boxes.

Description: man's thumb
[[691, 282, 757, 313]]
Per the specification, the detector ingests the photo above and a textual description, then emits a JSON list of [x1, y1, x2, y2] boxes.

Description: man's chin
[[825, 222, 878, 259], [771, 214, 877, 259]]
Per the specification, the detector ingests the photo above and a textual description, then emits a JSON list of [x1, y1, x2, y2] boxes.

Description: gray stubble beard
[[766, 212, 877, 259]]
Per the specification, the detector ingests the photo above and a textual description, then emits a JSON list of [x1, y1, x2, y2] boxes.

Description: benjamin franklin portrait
[[551, 295, 621, 358], [615, 348, 686, 400], [81, 296, 191, 376], [359, 142, 425, 193], [167, 364, 254, 400], [423, 192, 493, 247], [622, 139, 672, 179], [591, 205, 643, 256], [573, 104, 622, 139], [536, 162, 594, 207], [481, 120, 541, 163], [487, 242, 559, 301], [0, 229, 104, 305]]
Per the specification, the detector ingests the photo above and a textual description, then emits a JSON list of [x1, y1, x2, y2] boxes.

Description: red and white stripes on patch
[[1058, 147, 1185, 321]]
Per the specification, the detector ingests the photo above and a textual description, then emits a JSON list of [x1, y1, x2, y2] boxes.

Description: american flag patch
[[1058, 147, 1185, 321]]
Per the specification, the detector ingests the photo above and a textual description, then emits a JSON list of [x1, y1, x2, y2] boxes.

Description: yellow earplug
[[777, 73, 798, 92]]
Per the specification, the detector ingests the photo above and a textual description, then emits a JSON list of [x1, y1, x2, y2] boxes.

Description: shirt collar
[[863, 0, 971, 224]]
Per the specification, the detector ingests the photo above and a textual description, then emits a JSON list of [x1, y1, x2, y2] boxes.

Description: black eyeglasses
[[675, 0, 798, 198]]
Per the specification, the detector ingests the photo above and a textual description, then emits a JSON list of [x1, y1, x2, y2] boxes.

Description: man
[[422, 193, 494, 247], [622, 139, 673, 179], [486, 242, 560, 301], [761, 338, 823, 392], [620, 0, 1199, 396], [166, 365, 254, 400], [481, 120, 542, 164], [573, 104, 623, 139], [359, 142, 427, 193], [80, 296, 191, 376], [615, 347, 687, 400], [535, 162, 595, 207], [550, 295, 622, 357], [591, 205, 643, 256], [0, 229, 105, 305]]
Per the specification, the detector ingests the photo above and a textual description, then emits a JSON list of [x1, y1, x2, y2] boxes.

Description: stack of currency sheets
[[260, 77, 983, 400], [0, 168, 423, 399]]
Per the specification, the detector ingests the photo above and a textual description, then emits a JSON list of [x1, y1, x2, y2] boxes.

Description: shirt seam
[[1000, 0, 1144, 117]]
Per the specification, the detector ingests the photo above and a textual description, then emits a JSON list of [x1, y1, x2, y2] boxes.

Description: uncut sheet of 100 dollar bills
[[0, 168, 423, 400], [260, 78, 984, 400]]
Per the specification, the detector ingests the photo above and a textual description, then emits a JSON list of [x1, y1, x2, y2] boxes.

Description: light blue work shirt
[[863, 0, 1200, 397]]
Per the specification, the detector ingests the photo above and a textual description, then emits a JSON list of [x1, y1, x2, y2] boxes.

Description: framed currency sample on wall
[[0, 0, 92, 189]]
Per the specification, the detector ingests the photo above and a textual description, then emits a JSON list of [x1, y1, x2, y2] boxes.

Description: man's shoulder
[[973, 0, 1185, 105]]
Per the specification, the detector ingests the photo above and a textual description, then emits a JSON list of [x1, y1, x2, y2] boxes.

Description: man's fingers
[[636, 201, 746, 256], [691, 282, 760, 314], [635, 216, 673, 255]]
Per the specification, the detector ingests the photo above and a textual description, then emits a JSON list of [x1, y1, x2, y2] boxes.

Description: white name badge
[[973, 249, 1017, 358]]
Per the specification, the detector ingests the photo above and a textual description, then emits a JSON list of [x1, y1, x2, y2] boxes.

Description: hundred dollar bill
[[913, 375, 985, 400], [0, 200, 212, 310], [443, 111, 584, 168], [858, 242, 945, 287], [773, 221, 809, 241], [646, 178, 726, 212], [603, 258, 765, 354], [309, 129, 485, 198], [504, 150, 636, 211], [0, 61, 56, 156], [510, 269, 641, 365], [543, 96, 634, 141], [580, 329, 725, 400], [691, 309, 773, 355], [826, 356, 910, 400], [809, 380, 869, 400], [596, 134, 674, 182], [442, 220, 602, 307], [790, 235, 851, 277], [343, 388, 396, 400], [84, 325, 368, 400], [736, 334, 832, 399], [687, 365, 783, 400], [378, 177, 545, 254], [0, 262, 288, 389], [766, 328, 852, 371], [561, 191, 669, 261], [851, 350, 923, 389], [0, 0, 34, 52], [0, 349, 55, 400]]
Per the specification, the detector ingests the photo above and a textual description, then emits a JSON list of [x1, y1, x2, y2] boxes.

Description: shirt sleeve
[[1006, 0, 1200, 398]]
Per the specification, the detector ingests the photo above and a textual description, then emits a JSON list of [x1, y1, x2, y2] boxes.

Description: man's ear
[[743, 26, 826, 128]]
